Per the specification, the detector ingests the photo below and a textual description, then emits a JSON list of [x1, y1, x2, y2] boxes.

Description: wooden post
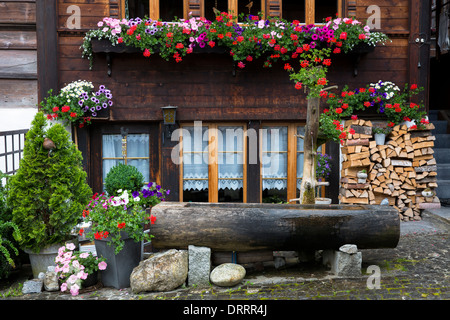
[[299, 96, 320, 204]]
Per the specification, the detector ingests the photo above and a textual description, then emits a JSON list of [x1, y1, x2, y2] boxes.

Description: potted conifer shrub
[[6, 112, 92, 278]]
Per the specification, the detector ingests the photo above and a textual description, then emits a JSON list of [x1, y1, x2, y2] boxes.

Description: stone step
[[431, 120, 448, 134], [428, 109, 440, 121], [433, 134, 450, 148], [435, 180, 450, 199], [433, 148, 450, 164], [437, 164, 450, 180]]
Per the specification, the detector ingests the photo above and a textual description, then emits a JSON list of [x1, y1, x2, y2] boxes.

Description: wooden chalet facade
[[35, 0, 433, 204]]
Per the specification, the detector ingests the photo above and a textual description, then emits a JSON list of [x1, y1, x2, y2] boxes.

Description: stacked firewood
[[339, 120, 440, 221]]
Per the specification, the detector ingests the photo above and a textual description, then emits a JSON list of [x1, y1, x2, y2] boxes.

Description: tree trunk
[[299, 96, 320, 204], [149, 202, 400, 252]]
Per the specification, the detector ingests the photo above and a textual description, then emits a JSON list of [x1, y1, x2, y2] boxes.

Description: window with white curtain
[[218, 125, 245, 202], [182, 126, 209, 202], [102, 133, 150, 188], [261, 126, 288, 203], [180, 123, 246, 202]]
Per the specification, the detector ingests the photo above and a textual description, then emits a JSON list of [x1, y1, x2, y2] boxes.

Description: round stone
[[210, 263, 246, 287]]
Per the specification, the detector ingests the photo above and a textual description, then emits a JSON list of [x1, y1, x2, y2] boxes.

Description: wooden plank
[[0, 79, 37, 108], [0, 31, 36, 49], [0, 50, 37, 79], [0, 1, 36, 24]]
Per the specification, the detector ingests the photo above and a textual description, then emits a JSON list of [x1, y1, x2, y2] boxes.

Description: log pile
[[339, 120, 440, 221]]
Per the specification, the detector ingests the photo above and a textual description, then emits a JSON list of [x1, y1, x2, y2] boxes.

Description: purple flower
[[96, 105, 101, 111], [99, 85, 105, 90], [311, 34, 318, 41], [78, 100, 84, 106], [102, 103, 108, 108], [132, 191, 140, 198]]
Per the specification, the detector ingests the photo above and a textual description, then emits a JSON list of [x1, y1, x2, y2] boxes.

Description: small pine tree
[[7, 112, 92, 253]]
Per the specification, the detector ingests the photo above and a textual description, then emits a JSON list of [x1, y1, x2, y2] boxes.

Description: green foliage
[[104, 162, 144, 196], [6, 112, 92, 253], [0, 172, 22, 279]]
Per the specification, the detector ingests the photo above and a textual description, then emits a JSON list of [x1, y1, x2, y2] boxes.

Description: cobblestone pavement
[[1, 211, 448, 307]]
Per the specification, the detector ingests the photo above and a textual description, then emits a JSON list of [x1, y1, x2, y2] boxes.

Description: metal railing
[[0, 129, 28, 176]]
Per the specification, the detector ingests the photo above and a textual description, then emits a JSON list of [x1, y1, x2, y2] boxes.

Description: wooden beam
[[36, 0, 58, 103]]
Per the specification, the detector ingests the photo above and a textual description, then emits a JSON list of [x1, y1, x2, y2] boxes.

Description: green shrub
[[0, 172, 21, 279], [6, 112, 92, 253], [104, 162, 144, 196]]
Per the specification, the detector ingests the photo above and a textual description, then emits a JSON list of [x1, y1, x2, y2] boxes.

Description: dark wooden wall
[[47, 0, 432, 199], [0, 0, 37, 114]]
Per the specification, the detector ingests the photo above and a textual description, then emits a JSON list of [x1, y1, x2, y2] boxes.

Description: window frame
[[120, 0, 343, 22], [90, 123, 160, 193], [259, 122, 326, 203], [179, 122, 248, 203]]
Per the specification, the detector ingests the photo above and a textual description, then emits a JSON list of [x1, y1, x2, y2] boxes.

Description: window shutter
[[184, 0, 204, 18], [266, 0, 282, 19]]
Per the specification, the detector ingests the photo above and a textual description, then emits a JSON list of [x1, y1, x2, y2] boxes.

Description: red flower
[[333, 48, 341, 54], [323, 59, 331, 66], [339, 132, 347, 139], [82, 210, 89, 218], [323, 108, 329, 113], [358, 34, 366, 40], [302, 44, 310, 51], [317, 78, 327, 85], [295, 82, 302, 90], [149, 215, 156, 224], [410, 84, 418, 90], [336, 108, 343, 114], [403, 116, 411, 121], [300, 60, 309, 68], [339, 32, 347, 40], [280, 47, 288, 54], [237, 61, 245, 69], [342, 103, 349, 109], [166, 32, 173, 38], [176, 43, 184, 49], [388, 122, 395, 127], [349, 128, 356, 135], [208, 41, 215, 48], [61, 105, 70, 113], [236, 35, 244, 42], [290, 34, 298, 41], [79, 228, 84, 236], [117, 222, 126, 229], [136, 34, 141, 41], [52, 106, 59, 112], [47, 114, 53, 120], [218, 34, 224, 39], [143, 48, 151, 57], [284, 63, 292, 71], [364, 101, 371, 107], [70, 112, 77, 118], [118, 37, 123, 43], [351, 115, 358, 120], [319, 90, 328, 98]]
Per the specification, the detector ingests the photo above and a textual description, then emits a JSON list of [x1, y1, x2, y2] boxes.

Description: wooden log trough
[[149, 202, 400, 252]]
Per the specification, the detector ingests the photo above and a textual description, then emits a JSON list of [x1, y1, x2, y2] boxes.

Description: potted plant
[[54, 242, 107, 296], [104, 162, 145, 197], [357, 169, 368, 183], [372, 127, 391, 145], [81, 184, 168, 289], [6, 112, 92, 278], [40, 80, 113, 129], [421, 188, 434, 198]]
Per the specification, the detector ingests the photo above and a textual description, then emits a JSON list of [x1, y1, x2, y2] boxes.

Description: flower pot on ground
[[81, 184, 168, 289], [94, 232, 141, 289], [6, 112, 92, 278], [55, 243, 107, 296]]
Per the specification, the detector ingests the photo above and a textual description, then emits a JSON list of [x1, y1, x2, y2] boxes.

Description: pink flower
[[98, 261, 107, 270], [237, 61, 245, 69], [80, 252, 89, 259], [60, 283, 68, 292], [77, 271, 88, 280], [70, 284, 80, 296]]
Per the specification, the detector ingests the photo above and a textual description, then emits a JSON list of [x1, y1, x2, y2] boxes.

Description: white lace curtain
[[182, 126, 245, 191], [102, 134, 150, 184], [261, 126, 288, 190]]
